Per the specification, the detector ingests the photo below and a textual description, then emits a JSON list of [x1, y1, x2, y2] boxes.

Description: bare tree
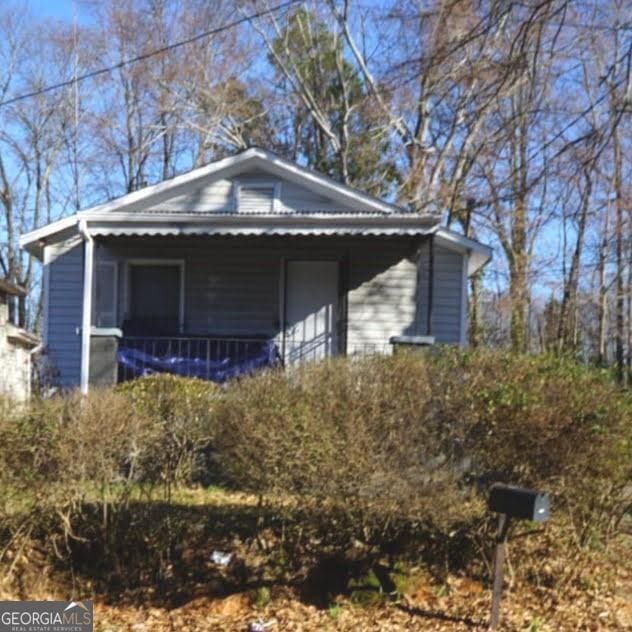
[[0, 8, 74, 327]]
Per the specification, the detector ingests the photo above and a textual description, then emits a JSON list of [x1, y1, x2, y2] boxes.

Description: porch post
[[426, 234, 434, 336], [79, 220, 94, 394]]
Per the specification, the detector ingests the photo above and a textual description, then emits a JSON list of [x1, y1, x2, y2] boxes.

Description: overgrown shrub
[[115, 374, 219, 487], [0, 351, 629, 597], [0, 390, 151, 509], [214, 351, 632, 550], [0, 377, 219, 564], [431, 350, 632, 546], [214, 355, 481, 553], [0, 389, 162, 576]]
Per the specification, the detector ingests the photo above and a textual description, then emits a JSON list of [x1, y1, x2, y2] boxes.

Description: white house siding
[[45, 241, 83, 387], [346, 244, 420, 353], [0, 297, 33, 401], [161, 178, 233, 212], [417, 240, 466, 343]]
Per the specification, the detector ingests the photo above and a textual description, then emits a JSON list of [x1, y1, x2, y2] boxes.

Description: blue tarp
[[117, 339, 279, 383]]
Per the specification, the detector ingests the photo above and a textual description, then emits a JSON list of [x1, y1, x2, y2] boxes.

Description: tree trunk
[[557, 171, 591, 353], [597, 220, 609, 366], [509, 192, 528, 353], [613, 130, 625, 382]]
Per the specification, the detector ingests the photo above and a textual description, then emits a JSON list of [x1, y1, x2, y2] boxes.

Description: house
[[0, 279, 40, 401], [20, 148, 491, 393]]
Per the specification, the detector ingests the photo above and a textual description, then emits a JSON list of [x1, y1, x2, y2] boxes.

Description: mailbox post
[[488, 484, 550, 630]]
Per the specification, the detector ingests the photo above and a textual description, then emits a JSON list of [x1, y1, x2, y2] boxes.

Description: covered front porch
[[86, 234, 433, 386]]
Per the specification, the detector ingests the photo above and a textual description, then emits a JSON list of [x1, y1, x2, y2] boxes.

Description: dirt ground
[[90, 535, 632, 632], [92, 570, 631, 631], [2, 489, 630, 631]]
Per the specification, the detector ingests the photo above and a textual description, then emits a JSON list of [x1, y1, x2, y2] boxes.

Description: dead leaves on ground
[[92, 564, 632, 632]]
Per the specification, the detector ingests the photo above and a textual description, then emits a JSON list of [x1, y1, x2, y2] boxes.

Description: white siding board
[[417, 241, 465, 343], [280, 181, 337, 212], [346, 245, 419, 352], [164, 178, 233, 212]]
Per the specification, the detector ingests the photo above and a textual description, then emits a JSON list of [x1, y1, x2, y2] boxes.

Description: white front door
[[284, 260, 339, 364]]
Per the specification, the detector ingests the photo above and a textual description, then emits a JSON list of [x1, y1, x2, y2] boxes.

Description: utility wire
[[0, 0, 301, 109]]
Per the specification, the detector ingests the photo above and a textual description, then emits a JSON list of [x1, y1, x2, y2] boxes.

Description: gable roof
[[21, 148, 417, 253], [19, 147, 491, 274], [96, 147, 403, 215]]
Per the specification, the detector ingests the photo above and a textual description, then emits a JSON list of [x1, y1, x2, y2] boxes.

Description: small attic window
[[234, 181, 281, 213]]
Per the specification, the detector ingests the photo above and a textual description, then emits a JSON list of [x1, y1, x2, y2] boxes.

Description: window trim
[[233, 179, 282, 213], [124, 258, 185, 332]]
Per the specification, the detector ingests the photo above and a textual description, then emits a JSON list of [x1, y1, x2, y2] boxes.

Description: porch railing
[[117, 335, 282, 383], [115, 335, 413, 384]]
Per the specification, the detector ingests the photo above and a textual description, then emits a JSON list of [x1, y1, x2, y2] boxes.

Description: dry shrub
[[430, 350, 632, 546], [215, 351, 631, 551], [0, 389, 160, 581], [0, 390, 148, 509], [0, 378, 219, 586], [0, 351, 628, 595], [215, 356, 482, 553], [115, 374, 220, 487]]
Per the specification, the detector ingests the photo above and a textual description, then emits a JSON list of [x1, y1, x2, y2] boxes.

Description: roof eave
[[20, 214, 79, 260], [432, 227, 493, 275], [85, 212, 440, 237]]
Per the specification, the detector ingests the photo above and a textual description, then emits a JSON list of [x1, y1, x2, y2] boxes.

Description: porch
[[86, 234, 436, 386]]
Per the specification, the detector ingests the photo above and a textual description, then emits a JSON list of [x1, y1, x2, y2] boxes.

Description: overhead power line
[[0, 0, 301, 109]]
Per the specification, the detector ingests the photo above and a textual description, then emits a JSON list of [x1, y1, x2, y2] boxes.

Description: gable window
[[235, 181, 281, 213]]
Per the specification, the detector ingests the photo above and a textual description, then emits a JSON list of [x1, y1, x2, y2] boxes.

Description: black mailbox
[[488, 483, 550, 522]]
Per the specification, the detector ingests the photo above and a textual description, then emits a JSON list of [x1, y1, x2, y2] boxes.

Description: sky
[[28, 0, 92, 23]]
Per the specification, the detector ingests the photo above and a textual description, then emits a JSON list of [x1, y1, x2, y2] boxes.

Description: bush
[[0, 376, 219, 547], [214, 351, 632, 550], [115, 374, 220, 487], [0, 351, 628, 596], [433, 350, 632, 546], [0, 388, 161, 573], [214, 355, 481, 553], [0, 378, 220, 589], [0, 390, 151, 506]]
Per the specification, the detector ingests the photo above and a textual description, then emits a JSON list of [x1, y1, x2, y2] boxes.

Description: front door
[[284, 260, 339, 364]]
